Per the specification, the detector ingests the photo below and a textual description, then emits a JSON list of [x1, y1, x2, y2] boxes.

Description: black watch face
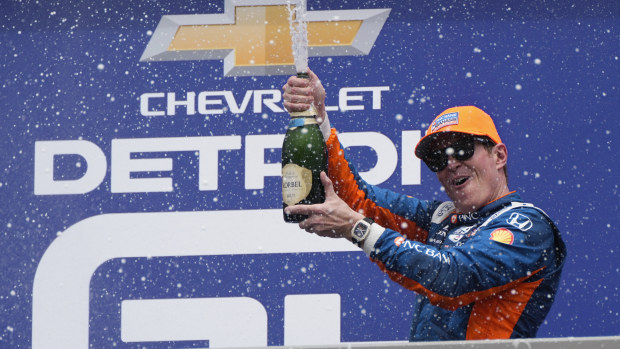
[[354, 224, 366, 238]]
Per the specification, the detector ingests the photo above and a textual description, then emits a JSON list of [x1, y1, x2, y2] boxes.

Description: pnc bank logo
[[140, 0, 391, 76]]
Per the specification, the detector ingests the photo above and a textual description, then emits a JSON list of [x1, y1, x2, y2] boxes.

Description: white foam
[[287, 0, 309, 73]]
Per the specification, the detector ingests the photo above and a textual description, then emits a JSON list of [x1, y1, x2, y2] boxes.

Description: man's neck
[[455, 186, 511, 214]]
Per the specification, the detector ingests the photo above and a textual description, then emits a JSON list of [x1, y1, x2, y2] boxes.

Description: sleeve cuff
[[319, 112, 332, 141], [362, 223, 386, 256]]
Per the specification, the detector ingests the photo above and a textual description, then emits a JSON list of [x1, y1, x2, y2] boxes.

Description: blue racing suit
[[325, 128, 566, 341]]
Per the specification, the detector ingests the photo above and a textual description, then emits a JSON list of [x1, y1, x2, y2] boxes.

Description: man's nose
[[445, 156, 460, 170]]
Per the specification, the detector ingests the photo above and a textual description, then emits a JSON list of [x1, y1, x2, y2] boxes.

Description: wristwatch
[[351, 217, 374, 247]]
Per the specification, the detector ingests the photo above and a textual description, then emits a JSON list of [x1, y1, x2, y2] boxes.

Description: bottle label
[[282, 163, 312, 206]]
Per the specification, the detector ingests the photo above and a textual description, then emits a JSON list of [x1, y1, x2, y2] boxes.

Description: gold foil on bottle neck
[[289, 105, 318, 118]]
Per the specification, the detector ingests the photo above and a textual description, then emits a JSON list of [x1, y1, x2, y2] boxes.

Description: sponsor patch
[[447, 225, 473, 243], [394, 236, 405, 247], [431, 201, 455, 224], [448, 233, 464, 243], [506, 212, 533, 231], [430, 112, 459, 132], [490, 228, 514, 245]]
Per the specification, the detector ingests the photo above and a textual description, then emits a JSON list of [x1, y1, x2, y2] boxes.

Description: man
[[282, 70, 566, 341]]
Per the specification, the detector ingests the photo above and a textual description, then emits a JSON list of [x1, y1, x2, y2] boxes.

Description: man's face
[[432, 135, 508, 213]]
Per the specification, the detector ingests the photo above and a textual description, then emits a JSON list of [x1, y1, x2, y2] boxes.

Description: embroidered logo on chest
[[447, 225, 474, 243]]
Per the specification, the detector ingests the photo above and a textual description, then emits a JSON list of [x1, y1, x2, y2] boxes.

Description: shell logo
[[490, 228, 514, 245], [394, 236, 405, 247]]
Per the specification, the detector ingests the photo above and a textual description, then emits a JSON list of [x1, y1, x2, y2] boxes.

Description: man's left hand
[[284, 172, 364, 241]]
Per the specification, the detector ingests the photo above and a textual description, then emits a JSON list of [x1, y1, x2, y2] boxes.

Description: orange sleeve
[[325, 129, 428, 242]]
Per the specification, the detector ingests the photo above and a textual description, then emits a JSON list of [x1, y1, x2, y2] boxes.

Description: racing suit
[[325, 128, 566, 341]]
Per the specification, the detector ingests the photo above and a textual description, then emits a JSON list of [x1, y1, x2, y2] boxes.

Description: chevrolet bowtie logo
[[140, 0, 390, 76]]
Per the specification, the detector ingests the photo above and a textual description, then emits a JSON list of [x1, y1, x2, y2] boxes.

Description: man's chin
[[451, 196, 479, 213]]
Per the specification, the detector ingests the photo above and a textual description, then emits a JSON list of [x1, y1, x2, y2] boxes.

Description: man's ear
[[494, 143, 508, 170]]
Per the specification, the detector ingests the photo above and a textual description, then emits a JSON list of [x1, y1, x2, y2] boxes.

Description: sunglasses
[[422, 136, 492, 172]]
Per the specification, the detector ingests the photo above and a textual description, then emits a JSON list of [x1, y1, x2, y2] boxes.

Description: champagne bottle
[[282, 72, 328, 223]]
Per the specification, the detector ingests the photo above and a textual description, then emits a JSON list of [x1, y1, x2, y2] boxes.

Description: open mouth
[[452, 176, 470, 187]]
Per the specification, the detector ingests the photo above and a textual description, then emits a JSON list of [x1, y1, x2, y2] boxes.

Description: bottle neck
[[288, 117, 318, 128], [289, 71, 318, 119], [289, 105, 318, 118]]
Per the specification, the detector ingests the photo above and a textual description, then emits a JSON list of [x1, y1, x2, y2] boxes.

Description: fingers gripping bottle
[[282, 72, 328, 223]]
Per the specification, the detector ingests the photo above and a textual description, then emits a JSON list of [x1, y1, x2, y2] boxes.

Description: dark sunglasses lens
[[423, 151, 447, 172], [451, 138, 475, 160], [423, 137, 476, 172]]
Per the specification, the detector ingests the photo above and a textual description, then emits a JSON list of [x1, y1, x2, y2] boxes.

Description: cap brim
[[414, 131, 474, 159]]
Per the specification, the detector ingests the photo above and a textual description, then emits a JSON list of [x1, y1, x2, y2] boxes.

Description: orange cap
[[415, 106, 502, 159]]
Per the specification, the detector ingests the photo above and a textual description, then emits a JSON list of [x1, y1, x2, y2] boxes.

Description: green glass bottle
[[282, 73, 328, 223]]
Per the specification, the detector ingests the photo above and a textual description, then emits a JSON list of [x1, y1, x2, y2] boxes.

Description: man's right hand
[[282, 69, 327, 124]]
